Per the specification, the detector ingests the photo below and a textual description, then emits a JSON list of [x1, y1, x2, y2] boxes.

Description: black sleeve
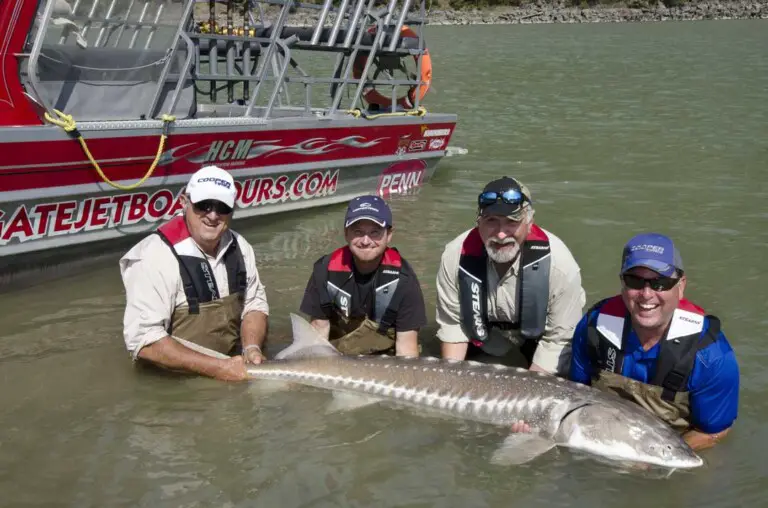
[[299, 257, 332, 320], [393, 262, 428, 332]]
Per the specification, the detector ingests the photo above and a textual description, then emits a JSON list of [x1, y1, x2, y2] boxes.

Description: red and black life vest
[[587, 295, 721, 401], [316, 246, 405, 335], [457, 225, 551, 356], [154, 215, 246, 315]]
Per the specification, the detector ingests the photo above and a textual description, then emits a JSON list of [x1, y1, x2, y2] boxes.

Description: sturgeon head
[[553, 399, 704, 470]]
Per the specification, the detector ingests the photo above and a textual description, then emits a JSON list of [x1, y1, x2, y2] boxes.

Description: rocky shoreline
[[426, 0, 767, 25], [197, 1, 766, 28]]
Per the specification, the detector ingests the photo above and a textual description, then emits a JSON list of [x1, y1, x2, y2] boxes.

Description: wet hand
[[510, 420, 531, 433], [217, 356, 249, 382], [243, 345, 266, 365]]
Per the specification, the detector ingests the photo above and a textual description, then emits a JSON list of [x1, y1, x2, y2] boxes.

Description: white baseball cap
[[186, 166, 237, 208]]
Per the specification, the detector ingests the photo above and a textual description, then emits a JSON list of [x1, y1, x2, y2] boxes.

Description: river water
[[1, 19, 766, 507]]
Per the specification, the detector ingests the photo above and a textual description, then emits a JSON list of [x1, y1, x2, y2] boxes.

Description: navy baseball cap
[[344, 195, 393, 228], [621, 233, 684, 277]]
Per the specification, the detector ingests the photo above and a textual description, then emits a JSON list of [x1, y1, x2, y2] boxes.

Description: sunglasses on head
[[193, 200, 233, 215], [622, 273, 680, 292], [478, 189, 527, 209]]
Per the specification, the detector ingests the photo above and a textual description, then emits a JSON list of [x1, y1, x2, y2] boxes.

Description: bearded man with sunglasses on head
[[119, 166, 269, 381], [569, 233, 739, 450], [435, 177, 586, 375]]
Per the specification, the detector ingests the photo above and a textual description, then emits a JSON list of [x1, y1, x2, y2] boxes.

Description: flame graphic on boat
[[247, 135, 387, 158]]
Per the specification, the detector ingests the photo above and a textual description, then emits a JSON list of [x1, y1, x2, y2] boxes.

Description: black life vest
[[317, 246, 406, 335], [457, 225, 551, 356], [587, 295, 721, 401], [155, 215, 247, 315]]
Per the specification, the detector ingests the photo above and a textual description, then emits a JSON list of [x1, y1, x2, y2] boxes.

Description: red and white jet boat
[[0, 0, 457, 282]]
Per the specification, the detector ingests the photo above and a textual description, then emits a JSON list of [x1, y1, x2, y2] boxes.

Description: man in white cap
[[119, 166, 269, 381]]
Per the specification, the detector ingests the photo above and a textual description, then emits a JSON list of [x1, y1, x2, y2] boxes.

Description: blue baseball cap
[[344, 195, 393, 228], [621, 233, 684, 277]]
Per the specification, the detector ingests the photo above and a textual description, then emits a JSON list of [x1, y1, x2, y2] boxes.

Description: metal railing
[[24, 0, 431, 123]]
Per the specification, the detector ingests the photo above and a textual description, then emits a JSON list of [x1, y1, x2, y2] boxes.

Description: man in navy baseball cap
[[299, 194, 426, 359], [567, 231, 739, 451]]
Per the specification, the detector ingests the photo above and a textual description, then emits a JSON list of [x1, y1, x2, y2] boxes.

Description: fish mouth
[[647, 454, 704, 470], [599, 448, 704, 470]]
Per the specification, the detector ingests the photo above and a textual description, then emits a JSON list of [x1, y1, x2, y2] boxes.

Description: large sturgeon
[[247, 314, 703, 470]]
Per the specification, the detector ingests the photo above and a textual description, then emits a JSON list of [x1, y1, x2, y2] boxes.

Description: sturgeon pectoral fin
[[326, 392, 383, 413], [490, 434, 556, 466]]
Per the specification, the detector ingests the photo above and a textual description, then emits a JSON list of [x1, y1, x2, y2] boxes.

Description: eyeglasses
[[193, 200, 233, 215], [478, 189, 526, 210], [622, 273, 680, 292]]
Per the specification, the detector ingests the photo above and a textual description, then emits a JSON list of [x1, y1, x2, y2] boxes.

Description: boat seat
[[24, 44, 196, 122]]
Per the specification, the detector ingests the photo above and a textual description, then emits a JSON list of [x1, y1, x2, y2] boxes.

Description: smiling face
[[476, 213, 532, 264], [184, 195, 232, 254], [621, 266, 686, 339], [344, 219, 392, 265]]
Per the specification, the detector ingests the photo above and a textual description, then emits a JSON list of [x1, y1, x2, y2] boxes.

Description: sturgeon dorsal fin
[[275, 313, 342, 360]]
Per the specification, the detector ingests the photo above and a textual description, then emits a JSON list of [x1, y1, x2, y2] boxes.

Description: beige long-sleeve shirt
[[436, 227, 585, 374], [119, 229, 269, 359]]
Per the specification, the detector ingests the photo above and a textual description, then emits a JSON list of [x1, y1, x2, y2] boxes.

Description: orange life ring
[[352, 26, 432, 110]]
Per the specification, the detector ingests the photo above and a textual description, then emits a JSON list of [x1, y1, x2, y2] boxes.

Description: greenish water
[[0, 19, 766, 507]]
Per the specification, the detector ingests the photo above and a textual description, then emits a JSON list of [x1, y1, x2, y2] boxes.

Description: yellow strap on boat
[[345, 106, 427, 120], [43, 109, 175, 191]]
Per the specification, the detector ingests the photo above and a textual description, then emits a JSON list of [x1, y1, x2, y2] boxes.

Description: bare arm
[[395, 330, 420, 357], [441, 341, 468, 361], [137, 336, 247, 381], [683, 427, 731, 451], [241, 310, 268, 364]]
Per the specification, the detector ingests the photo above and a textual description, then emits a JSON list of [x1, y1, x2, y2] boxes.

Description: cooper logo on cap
[[197, 176, 232, 189]]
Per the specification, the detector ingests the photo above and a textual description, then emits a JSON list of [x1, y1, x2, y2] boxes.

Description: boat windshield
[[24, 0, 193, 121]]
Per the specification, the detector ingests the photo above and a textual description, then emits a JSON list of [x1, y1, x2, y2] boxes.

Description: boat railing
[[19, 0, 431, 126]]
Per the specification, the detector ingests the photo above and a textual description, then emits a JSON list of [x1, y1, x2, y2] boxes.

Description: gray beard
[[485, 241, 520, 264]]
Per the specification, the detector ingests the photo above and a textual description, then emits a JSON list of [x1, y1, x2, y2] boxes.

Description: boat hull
[[0, 116, 456, 283]]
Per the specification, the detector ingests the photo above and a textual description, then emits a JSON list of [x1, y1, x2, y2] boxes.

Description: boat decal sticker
[[189, 135, 387, 165], [377, 160, 427, 199], [0, 169, 339, 245]]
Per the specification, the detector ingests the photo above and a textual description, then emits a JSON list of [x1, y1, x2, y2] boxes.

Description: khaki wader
[[137, 293, 244, 376], [329, 316, 397, 356], [170, 292, 244, 355], [594, 370, 692, 432], [466, 328, 533, 369]]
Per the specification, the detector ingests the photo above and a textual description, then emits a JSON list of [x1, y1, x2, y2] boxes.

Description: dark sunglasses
[[478, 189, 526, 209], [193, 200, 233, 215], [622, 273, 680, 292]]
